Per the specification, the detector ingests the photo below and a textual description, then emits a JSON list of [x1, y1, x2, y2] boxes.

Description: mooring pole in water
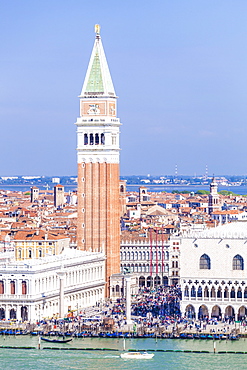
[[213, 340, 216, 353], [38, 336, 41, 350]]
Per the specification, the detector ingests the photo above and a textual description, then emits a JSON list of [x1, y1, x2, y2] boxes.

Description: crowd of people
[[3, 284, 245, 338], [132, 286, 181, 318]]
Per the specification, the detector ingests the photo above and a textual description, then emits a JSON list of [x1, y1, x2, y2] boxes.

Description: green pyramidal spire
[[80, 25, 116, 98]]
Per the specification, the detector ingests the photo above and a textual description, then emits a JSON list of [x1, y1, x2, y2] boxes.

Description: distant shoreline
[[1, 183, 247, 195]]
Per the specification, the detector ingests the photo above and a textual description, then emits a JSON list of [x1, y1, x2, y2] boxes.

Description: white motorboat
[[120, 351, 154, 359]]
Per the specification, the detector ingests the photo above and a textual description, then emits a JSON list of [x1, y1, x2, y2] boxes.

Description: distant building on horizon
[[54, 184, 65, 208], [208, 176, 220, 214], [30, 186, 39, 203]]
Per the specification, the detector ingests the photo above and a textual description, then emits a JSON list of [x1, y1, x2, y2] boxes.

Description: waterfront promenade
[[0, 287, 245, 340]]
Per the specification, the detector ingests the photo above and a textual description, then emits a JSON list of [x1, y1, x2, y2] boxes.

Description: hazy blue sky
[[1, 1, 247, 176]]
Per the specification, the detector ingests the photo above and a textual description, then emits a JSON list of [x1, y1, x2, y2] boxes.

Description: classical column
[[125, 275, 132, 324], [57, 271, 66, 318]]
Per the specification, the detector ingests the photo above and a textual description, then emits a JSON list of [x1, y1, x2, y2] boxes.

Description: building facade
[[75, 25, 121, 295], [120, 234, 175, 287], [180, 221, 247, 320], [0, 249, 105, 321], [54, 185, 65, 208], [13, 230, 70, 261]]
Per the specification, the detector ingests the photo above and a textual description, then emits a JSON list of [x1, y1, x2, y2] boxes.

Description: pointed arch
[[184, 285, 189, 297], [191, 286, 196, 297], [199, 254, 211, 269], [237, 287, 242, 299], [233, 255, 244, 270], [197, 286, 202, 298], [230, 287, 235, 298], [204, 286, 209, 298], [217, 287, 222, 298]]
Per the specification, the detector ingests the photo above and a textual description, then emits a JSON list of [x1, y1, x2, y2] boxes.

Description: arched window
[[38, 249, 42, 258], [217, 288, 222, 298], [10, 281, 15, 295], [191, 286, 196, 297], [237, 288, 242, 299], [244, 288, 247, 299], [200, 254, 211, 269], [90, 133, 94, 145], [101, 133, 105, 145], [84, 133, 88, 145], [95, 133, 99, 145], [204, 286, 209, 298], [22, 281, 27, 295], [224, 287, 229, 299], [28, 249, 32, 259], [184, 286, 189, 297], [211, 287, 216, 298], [230, 287, 235, 298], [233, 255, 244, 270], [0, 281, 4, 294], [197, 286, 202, 297]]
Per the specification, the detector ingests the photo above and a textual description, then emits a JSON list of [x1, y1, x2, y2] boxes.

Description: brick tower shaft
[[75, 25, 121, 295]]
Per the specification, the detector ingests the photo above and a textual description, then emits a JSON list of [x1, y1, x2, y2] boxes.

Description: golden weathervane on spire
[[95, 24, 100, 35]]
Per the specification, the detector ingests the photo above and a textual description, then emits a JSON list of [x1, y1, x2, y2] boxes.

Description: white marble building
[[0, 249, 105, 321], [180, 221, 247, 320]]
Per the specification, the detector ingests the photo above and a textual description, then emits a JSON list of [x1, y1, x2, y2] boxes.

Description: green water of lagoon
[[0, 336, 247, 370]]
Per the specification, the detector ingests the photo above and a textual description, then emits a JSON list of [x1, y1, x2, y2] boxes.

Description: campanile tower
[[75, 25, 121, 294], [208, 176, 220, 214]]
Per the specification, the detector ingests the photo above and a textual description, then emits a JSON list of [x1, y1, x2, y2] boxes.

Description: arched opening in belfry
[[90, 133, 94, 145], [84, 133, 88, 145], [95, 133, 99, 145]]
